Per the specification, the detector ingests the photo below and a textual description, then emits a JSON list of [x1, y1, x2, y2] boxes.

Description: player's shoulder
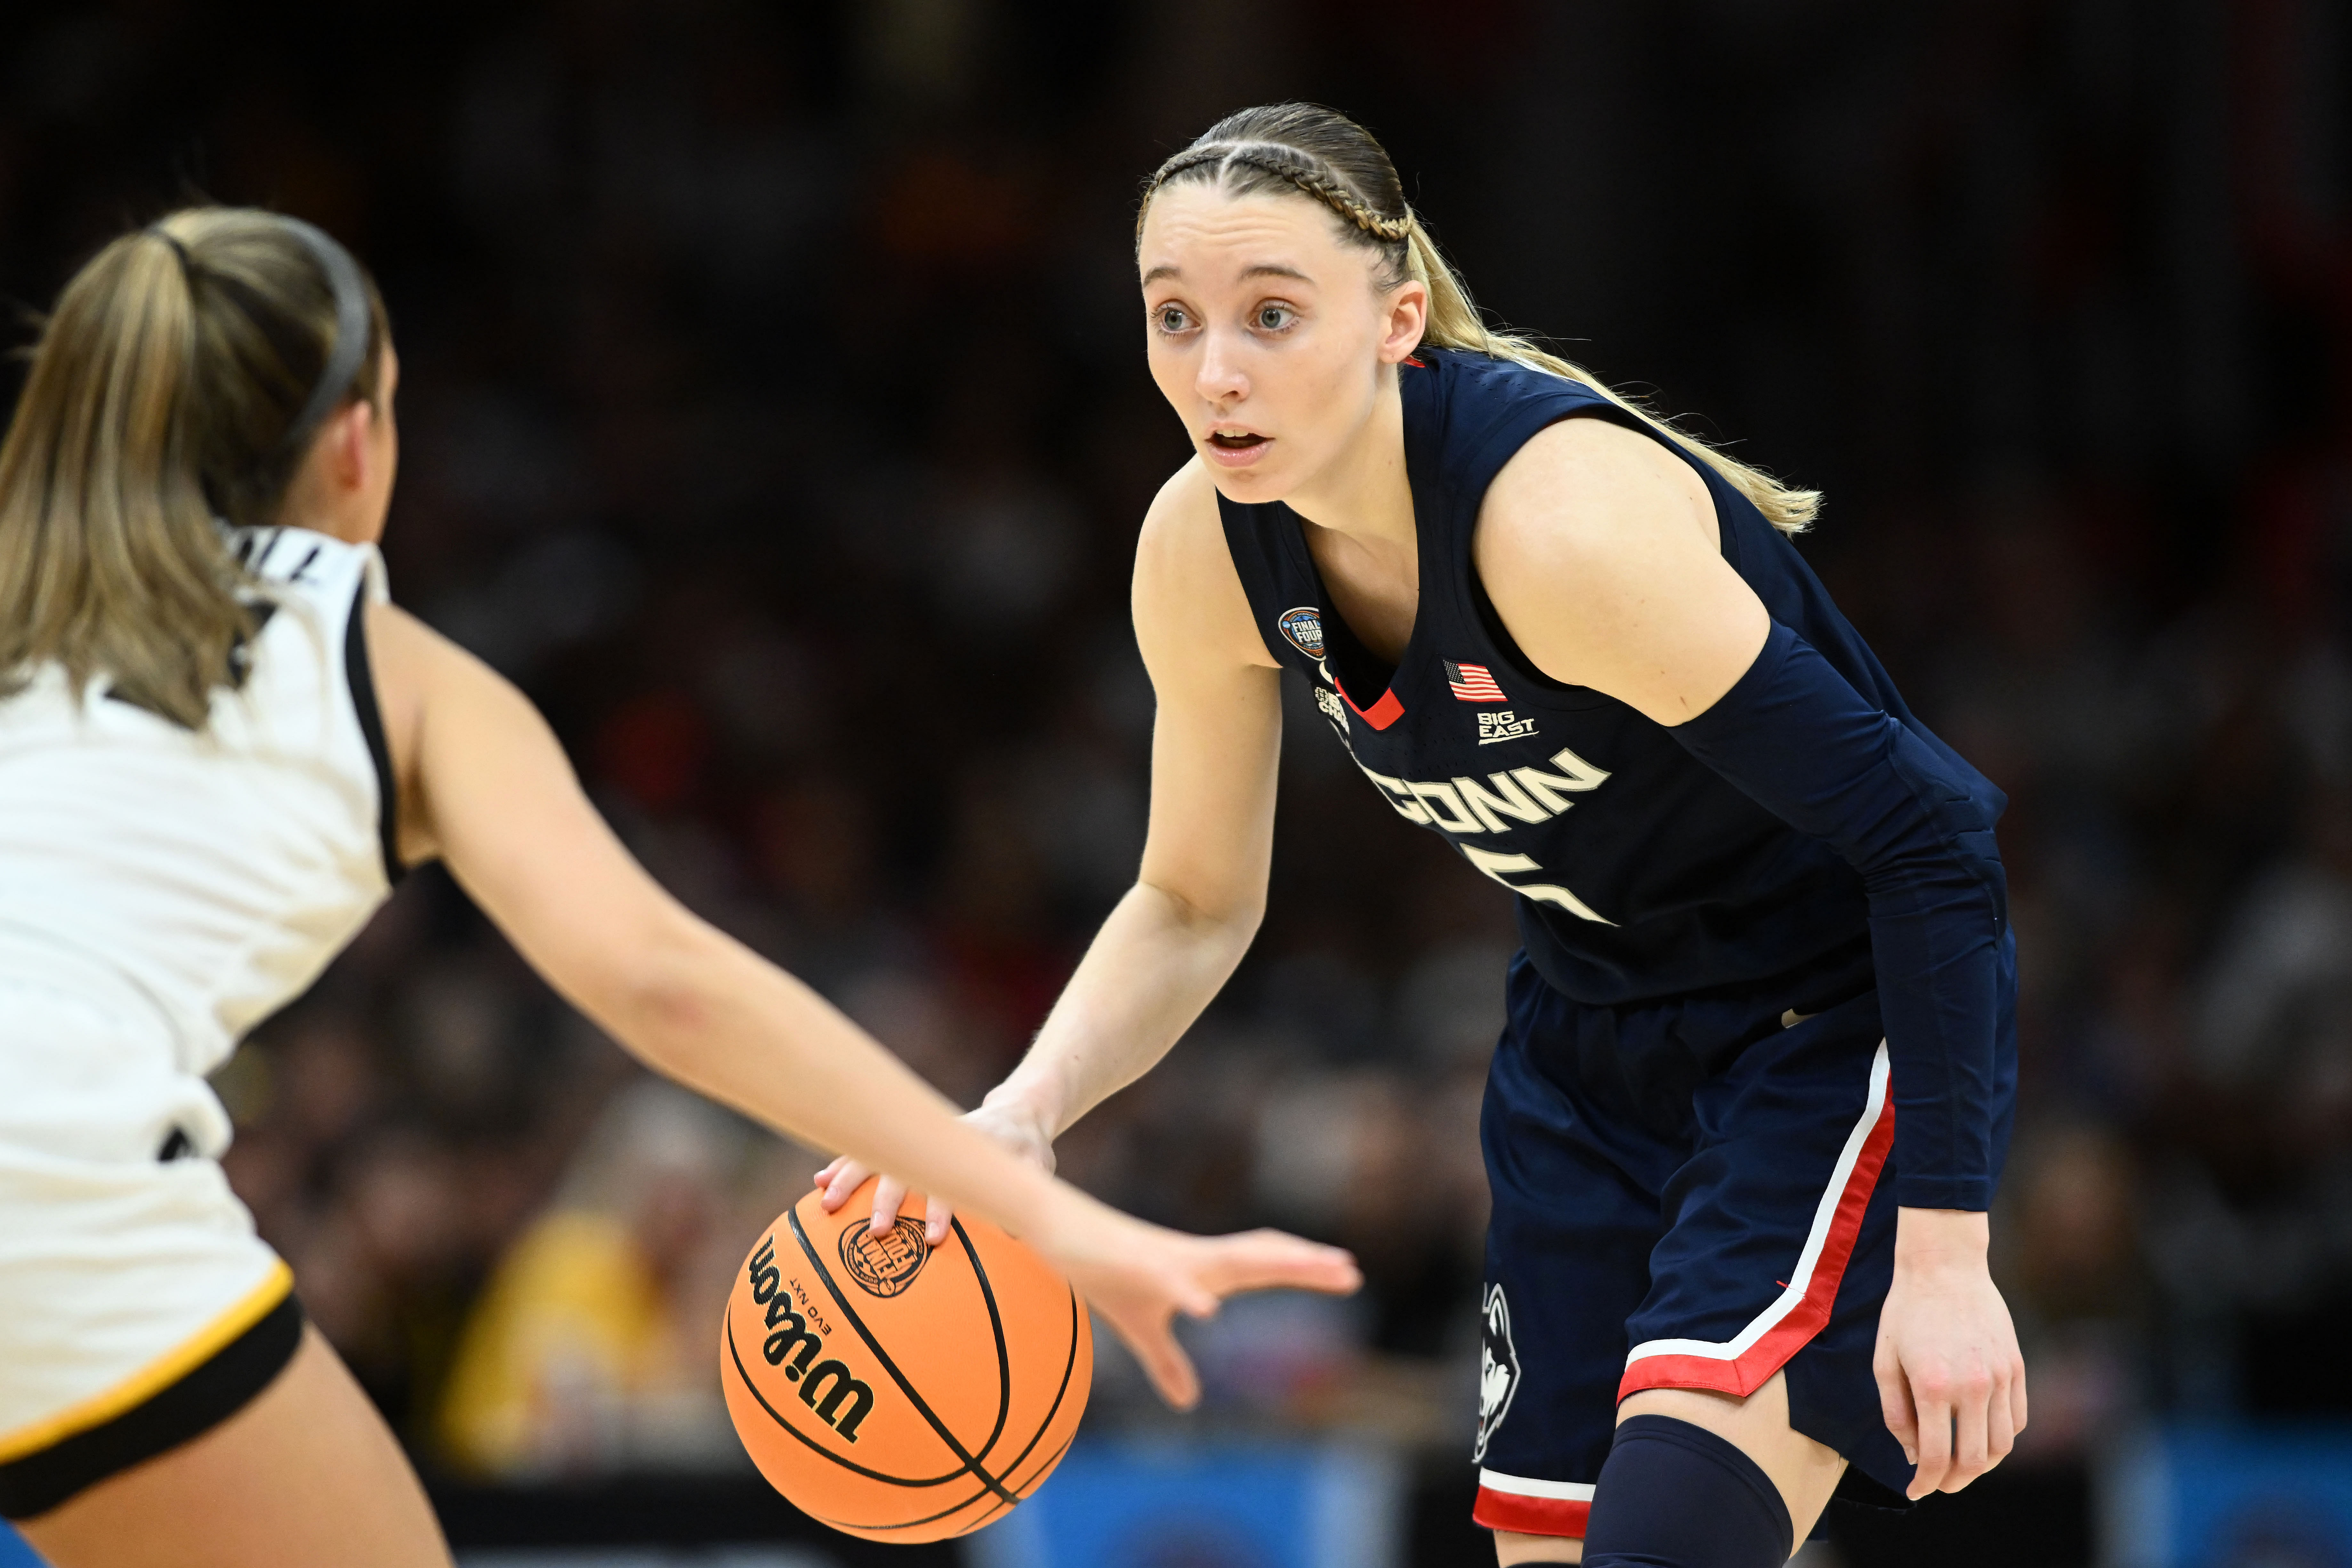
[[1138, 456, 1223, 547], [1134, 457, 1234, 584], [1506, 409, 1691, 490], [1130, 457, 1275, 669], [1485, 414, 1714, 568]]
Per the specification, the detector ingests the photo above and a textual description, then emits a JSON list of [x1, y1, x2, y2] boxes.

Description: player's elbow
[[579, 911, 733, 1072], [1140, 875, 1264, 948]]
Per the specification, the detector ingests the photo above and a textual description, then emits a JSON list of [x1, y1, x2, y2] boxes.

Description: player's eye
[[1254, 303, 1297, 333], [1152, 304, 1193, 335]]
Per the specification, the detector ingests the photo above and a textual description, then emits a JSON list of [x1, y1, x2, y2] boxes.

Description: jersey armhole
[[342, 583, 406, 888], [1466, 561, 1593, 701], [1464, 405, 1741, 702]]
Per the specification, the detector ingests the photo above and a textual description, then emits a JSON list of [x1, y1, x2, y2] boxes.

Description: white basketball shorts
[[0, 981, 300, 1518]]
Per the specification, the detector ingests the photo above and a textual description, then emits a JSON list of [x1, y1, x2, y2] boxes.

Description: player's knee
[[1582, 1415, 1795, 1568]]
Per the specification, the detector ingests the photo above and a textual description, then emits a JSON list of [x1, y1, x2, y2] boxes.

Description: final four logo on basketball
[[840, 1215, 931, 1298]]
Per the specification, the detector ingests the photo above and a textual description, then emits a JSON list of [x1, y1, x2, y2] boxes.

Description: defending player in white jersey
[[0, 207, 1358, 1568]]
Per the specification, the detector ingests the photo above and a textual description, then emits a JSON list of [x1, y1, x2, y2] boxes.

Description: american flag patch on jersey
[[1446, 661, 1508, 703]]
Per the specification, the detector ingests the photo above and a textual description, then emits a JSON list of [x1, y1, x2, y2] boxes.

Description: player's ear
[[1378, 274, 1428, 365], [322, 399, 377, 493]]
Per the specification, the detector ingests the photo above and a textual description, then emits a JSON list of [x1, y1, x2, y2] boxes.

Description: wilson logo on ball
[[838, 1216, 931, 1298], [745, 1236, 875, 1441]]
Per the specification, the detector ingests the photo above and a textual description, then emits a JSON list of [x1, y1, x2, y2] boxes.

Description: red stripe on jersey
[[1342, 686, 1406, 730], [1472, 1485, 1590, 1538], [1617, 1050, 1895, 1401]]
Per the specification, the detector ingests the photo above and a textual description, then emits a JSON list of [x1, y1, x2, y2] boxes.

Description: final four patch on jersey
[[1277, 606, 1326, 659], [1474, 1283, 1521, 1463]]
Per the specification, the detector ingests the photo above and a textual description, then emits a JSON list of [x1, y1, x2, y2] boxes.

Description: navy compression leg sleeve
[[1581, 1415, 1796, 1567]]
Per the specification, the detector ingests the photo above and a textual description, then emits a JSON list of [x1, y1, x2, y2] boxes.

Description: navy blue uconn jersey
[[1217, 348, 1994, 1014]]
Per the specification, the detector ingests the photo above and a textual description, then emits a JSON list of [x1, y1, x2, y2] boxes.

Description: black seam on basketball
[[987, 1286, 1082, 1492], [724, 1315, 968, 1488], [804, 1283, 1084, 1535], [965, 1429, 1078, 1534], [786, 1207, 1018, 1507], [1014, 1427, 1078, 1492], [1011, 1429, 1079, 1498], [945, 1216, 1014, 1471], [804, 1478, 1003, 1535]]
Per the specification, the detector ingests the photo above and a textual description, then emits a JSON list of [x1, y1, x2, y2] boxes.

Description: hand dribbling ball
[[721, 1179, 1091, 1541]]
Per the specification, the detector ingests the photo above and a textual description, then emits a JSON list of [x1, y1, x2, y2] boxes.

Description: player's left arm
[[1477, 414, 2026, 1500]]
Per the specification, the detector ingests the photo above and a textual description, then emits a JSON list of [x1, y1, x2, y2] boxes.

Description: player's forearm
[[599, 917, 1073, 1240], [991, 878, 1260, 1137], [1669, 621, 2012, 1209]]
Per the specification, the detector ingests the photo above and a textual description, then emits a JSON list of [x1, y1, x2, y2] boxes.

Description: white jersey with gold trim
[[0, 525, 396, 1463], [0, 524, 397, 1085]]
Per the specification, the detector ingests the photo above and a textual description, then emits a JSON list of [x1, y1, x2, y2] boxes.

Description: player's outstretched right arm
[[819, 460, 1286, 1242], [362, 597, 1357, 1408]]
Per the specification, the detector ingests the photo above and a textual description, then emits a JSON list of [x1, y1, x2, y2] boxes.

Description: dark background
[[5, 2, 2349, 1563]]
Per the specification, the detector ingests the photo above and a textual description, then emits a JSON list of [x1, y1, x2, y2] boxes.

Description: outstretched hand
[[813, 1104, 1361, 1409], [1049, 1211, 1361, 1408], [1874, 1208, 2028, 1500]]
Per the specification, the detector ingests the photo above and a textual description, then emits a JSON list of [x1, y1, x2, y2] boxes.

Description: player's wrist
[[1892, 1206, 1990, 1274], [982, 1071, 1070, 1145], [1021, 1176, 1125, 1267]]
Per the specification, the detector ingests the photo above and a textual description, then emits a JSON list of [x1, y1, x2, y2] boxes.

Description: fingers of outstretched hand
[[816, 1158, 869, 1212], [923, 1194, 954, 1247], [1110, 1307, 1201, 1409], [1196, 1230, 1363, 1299], [867, 1176, 908, 1236]]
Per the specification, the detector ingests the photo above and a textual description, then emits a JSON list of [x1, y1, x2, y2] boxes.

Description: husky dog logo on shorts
[[1474, 1282, 1521, 1462]]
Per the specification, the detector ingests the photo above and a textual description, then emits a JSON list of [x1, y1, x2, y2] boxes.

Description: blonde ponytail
[[1142, 104, 1822, 535], [0, 209, 385, 729], [1400, 216, 1821, 533]]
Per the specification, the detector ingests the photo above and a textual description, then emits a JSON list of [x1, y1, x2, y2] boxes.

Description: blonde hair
[[0, 207, 387, 729], [1139, 104, 1820, 534]]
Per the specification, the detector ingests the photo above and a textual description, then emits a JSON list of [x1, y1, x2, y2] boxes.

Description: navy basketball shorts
[[1470, 951, 2008, 1538]]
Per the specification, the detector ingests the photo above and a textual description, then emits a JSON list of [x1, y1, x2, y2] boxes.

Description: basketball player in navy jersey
[[821, 105, 2026, 1565]]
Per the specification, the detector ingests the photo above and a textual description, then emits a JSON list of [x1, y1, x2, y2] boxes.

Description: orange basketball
[[720, 1179, 1092, 1542]]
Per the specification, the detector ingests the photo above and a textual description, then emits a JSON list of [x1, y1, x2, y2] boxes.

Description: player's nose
[[1194, 328, 1249, 404]]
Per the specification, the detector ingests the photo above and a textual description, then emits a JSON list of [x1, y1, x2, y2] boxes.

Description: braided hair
[[1138, 104, 1820, 535], [1140, 140, 1414, 245]]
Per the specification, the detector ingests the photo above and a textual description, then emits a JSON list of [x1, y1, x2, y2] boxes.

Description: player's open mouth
[[1204, 428, 1271, 466]]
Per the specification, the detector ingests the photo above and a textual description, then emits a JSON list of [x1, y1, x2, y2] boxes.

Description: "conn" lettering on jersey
[[1356, 748, 1610, 832], [1354, 748, 1617, 924]]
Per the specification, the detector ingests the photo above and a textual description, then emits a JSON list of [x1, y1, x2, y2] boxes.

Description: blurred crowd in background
[[4, 0, 2350, 1496]]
